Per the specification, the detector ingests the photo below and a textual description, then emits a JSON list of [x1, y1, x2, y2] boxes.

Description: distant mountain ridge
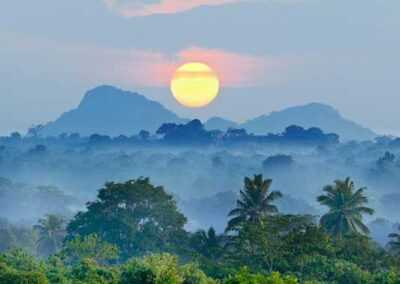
[[39, 86, 376, 141], [204, 117, 238, 131], [40, 85, 185, 137], [241, 103, 376, 141]]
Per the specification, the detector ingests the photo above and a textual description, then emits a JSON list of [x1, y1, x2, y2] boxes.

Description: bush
[[121, 253, 216, 284], [181, 263, 216, 284], [120, 260, 156, 284], [0, 262, 48, 284], [223, 268, 298, 284], [68, 258, 119, 284]]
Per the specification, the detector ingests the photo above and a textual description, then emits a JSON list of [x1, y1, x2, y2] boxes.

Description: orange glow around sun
[[170, 62, 220, 108]]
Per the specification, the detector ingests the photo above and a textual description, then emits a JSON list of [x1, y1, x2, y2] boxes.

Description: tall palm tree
[[226, 174, 282, 232], [388, 226, 400, 256], [317, 177, 374, 239], [34, 214, 66, 258]]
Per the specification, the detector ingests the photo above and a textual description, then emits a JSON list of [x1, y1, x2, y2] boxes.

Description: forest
[[2, 176, 400, 283], [1, 121, 400, 283]]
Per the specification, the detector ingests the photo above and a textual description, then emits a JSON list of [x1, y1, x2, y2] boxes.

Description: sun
[[170, 62, 220, 108]]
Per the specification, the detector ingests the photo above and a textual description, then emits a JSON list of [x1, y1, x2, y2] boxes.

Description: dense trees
[[154, 120, 339, 146], [388, 226, 400, 256], [190, 227, 224, 260], [2, 176, 400, 283], [60, 234, 119, 265], [66, 178, 187, 260], [317, 177, 374, 239]]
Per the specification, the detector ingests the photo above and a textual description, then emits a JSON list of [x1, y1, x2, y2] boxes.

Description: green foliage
[[371, 269, 400, 284], [120, 259, 155, 284], [3, 176, 400, 284], [278, 221, 335, 273], [66, 178, 187, 260], [0, 265, 48, 284], [227, 220, 282, 273], [190, 227, 224, 260], [45, 256, 70, 284], [34, 214, 66, 258], [0, 250, 48, 284], [121, 253, 215, 284], [335, 234, 389, 271], [60, 234, 119, 265], [330, 259, 371, 284], [226, 174, 282, 232], [388, 226, 400, 256], [317, 177, 374, 239], [68, 258, 119, 284], [140, 253, 183, 284], [0, 249, 45, 273], [180, 263, 216, 284], [223, 268, 298, 284]]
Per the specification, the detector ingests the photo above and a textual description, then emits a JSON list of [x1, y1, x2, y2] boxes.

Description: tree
[[156, 123, 178, 136], [279, 221, 334, 274], [228, 219, 283, 273], [60, 234, 119, 265], [0, 219, 36, 254], [226, 175, 282, 232], [317, 177, 374, 239], [223, 268, 298, 284], [34, 215, 66, 258], [138, 130, 150, 141], [376, 152, 397, 172], [335, 234, 387, 271], [190, 227, 224, 260], [66, 178, 187, 260], [68, 258, 119, 284], [121, 253, 215, 284], [157, 120, 212, 145], [388, 226, 400, 256], [228, 215, 314, 274], [262, 155, 293, 171]]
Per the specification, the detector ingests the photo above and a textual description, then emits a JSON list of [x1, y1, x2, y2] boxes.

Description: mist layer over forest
[[1, 120, 400, 245]]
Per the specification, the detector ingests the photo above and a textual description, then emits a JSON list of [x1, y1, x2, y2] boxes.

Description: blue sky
[[0, 0, 399, 135]]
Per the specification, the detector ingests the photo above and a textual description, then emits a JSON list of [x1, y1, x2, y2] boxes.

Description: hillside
[[241, 103, 376, 141], [39, 86, 185, 137]]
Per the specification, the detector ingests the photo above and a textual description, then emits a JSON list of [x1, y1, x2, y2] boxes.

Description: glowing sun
[[170, 62, 220, 108]]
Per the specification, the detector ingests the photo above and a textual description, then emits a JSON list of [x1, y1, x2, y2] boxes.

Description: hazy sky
[[1, 0, 399, 135]]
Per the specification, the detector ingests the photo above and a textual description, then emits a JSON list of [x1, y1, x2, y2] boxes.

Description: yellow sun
[[170, 62, 220, 108]]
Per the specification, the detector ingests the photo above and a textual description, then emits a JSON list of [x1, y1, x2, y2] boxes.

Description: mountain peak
[[269, 103, 339, 118], [78, 85, 148, 110], [242, 102, 376, 141], [38, 87, 376, 141], [39, 85, 184, 137]]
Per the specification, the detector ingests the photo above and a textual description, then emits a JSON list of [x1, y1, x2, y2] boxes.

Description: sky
[[0, 0, 399, 135]]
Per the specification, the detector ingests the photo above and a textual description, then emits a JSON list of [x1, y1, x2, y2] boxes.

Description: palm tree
[[226, 174, 282, 232], [388, 226, 400, 256], [317, 177, 374, 239], [34, 214, 66, 258]]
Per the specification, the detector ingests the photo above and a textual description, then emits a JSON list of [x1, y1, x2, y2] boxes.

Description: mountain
[[39, 85, 185, 137], [39, 86, 376, 141], [204, 117, 238, 131], [241, 103, 376, 141]]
